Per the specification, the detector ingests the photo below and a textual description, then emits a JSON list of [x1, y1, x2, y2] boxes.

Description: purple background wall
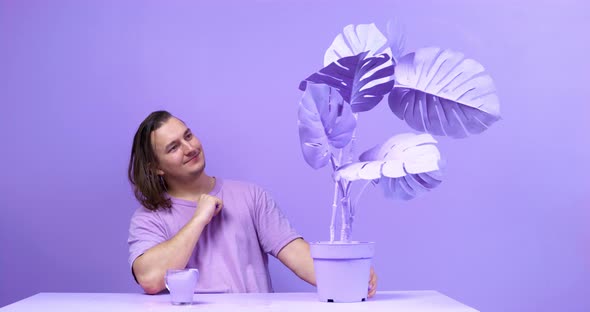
[[1, 1, 589, 311]]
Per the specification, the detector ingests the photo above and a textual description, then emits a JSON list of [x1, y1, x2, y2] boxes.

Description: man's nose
[[181, 141, 195, 154]]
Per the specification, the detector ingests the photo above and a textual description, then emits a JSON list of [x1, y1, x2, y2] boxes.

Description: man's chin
[[188, 165, 205, 177]]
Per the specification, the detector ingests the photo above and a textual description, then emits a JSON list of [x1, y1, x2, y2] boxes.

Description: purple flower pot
[[309, 241, 375, 303]]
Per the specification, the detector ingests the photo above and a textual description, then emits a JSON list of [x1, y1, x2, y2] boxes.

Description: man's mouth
[[185, 152, 200, 164]]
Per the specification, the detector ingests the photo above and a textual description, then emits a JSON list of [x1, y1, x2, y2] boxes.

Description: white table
[[0, 291, 478, 312]]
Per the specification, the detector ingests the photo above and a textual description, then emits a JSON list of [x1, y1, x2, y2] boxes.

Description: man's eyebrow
[[165, 139, 179, 151], [164, 129, 191, 151]]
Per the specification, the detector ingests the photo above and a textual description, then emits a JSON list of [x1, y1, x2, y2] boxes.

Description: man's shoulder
[[218, 178, 273, 204], [220, 178, 265, 193], [130, 204, 167, 222]]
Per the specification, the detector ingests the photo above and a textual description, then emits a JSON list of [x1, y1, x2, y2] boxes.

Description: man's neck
[[166, 174, 215, 202]]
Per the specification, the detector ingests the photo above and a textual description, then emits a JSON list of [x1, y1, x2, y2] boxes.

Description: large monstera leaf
[[300, 52, 395, 113], [324, 23, 392, 66], [379, 169, 442, 200], [389, 47, 501, 138], [386, 18, 406, 64], [298, 83, 357, 169], [334, 133, 442, 200]]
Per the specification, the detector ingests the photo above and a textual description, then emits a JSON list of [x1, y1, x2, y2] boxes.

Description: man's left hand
[[368, 266, 377, 298]]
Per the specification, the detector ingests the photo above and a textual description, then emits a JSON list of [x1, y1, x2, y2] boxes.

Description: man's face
[[151, 117, 206, 180]]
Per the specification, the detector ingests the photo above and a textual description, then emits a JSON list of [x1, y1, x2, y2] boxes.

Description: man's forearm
[[277, 238, 317, 286], [132, 217, 207, 294]]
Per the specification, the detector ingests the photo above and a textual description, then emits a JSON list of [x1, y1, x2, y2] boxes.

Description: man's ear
[[148, 162, 165, 176]]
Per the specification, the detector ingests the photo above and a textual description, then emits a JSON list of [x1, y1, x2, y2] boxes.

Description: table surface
[[0, 291, 478, 312]]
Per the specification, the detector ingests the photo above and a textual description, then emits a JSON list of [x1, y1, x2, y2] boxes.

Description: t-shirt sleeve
[[127, 209, 168, 269], [253, 187, 302, 257]]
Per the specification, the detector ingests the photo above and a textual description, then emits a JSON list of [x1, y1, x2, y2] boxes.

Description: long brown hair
[[128, 110, 173, 211]]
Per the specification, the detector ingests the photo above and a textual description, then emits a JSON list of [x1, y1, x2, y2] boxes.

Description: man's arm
[[276, 238, 316, 285], [277, 238, 378, 297], [132, 194, 222, 294]]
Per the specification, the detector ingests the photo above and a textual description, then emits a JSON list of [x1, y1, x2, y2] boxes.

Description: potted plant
[[297, 21, 501, 302]]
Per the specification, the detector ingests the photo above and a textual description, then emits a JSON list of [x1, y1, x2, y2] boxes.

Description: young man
[[127, 110, 377, 295]]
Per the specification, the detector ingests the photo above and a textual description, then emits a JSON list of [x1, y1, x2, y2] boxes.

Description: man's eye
[[185, 133, 192, 139], [169, 145, 178, 152]]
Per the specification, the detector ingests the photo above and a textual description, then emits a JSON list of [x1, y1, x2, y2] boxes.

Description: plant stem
[[330, 181, 338, 243], [339, 113, 359, 242], [339, 189, 353, 242], [329, 150, 343, 243], [348, 113, 359, 164], [340, 189, 346, 241], [352, 180, 372, 216]]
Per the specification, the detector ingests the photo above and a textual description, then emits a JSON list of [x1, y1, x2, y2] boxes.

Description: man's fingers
[[367, 266, 377, 298], [214, 200, 223, 215], [368, 287, 377, 298]]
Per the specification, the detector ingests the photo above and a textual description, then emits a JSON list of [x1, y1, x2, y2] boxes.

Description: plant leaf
[[386, 18, 406, 64], [324, 23, 392, 66], [334, 133, 442, 200], [380, 171, 442, 201], [298, 83, 357, 169], [300, 52, 395, 113], [389, 47, 501, 138]]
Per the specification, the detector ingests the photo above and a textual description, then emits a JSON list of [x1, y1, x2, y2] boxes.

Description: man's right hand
[[193, 194, 223, 225], [133, 193, 223, 294]]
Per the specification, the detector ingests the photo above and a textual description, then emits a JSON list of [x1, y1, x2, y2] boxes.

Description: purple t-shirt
[[127, 178, 301, 293]]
